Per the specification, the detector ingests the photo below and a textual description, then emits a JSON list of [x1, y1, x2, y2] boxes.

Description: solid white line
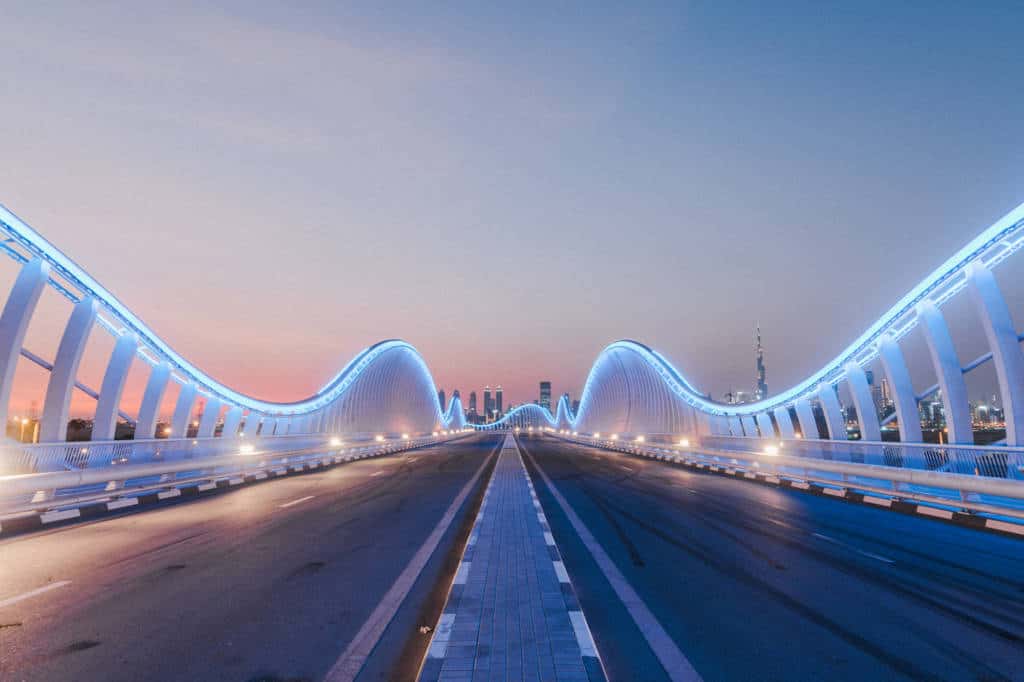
[[325, 446, 494, 682], [569, 610, 599, 657], [553, 560, 570, 583], [811, 532, 895, 564], [370, 471, 385, 477], [523, 446, 703, 682], [0, 580, 72, 609], [279, 495, 315, 509]]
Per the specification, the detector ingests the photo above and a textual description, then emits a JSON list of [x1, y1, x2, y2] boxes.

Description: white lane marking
[[454, 561, 471, 585], [523, 446, 703, 682], [812, 532, 895, 564], [107, 498, 139, 510], [279, 495, 315, 509], [325, 445, 495, 682], [617, 465, 634, 473], [544, 532, 555, 546], [863, 495, 892, 507], [0, 580, 72, 609], [569, 610, 599, 657], [427, 612, 456, 658], [370, 471, 385, 477], [157, 489, 181, 500], [198, 481, 218, 492], [553, 561, 570, 583]]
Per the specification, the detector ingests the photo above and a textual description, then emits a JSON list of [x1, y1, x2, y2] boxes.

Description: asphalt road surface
[[0, 433, 501, 682], [518, 434, 1024, 682]]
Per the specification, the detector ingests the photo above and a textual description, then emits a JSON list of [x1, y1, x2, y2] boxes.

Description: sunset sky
[[1, 1, 1023, 415]]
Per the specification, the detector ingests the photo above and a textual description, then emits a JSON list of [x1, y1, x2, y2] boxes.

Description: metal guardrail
[[700, 434, 1024, 480], [0, 431, 472, 517], [0, 432, 400, 476], [553, 432, 1024, 520]]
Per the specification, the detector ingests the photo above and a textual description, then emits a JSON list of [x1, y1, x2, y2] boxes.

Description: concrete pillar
[[740, 415, 757, 437], [221, 406, 243, 437], [243, 412, 262, 437], [877, 334, 923, 443], [197, 397, 222, 438], [727, 415, 741, 436], [0, 259, 49, 429], [773, 406, 795, 439], [40, 296, 97, 442], [816, 383, 846, 441], [968, 262, 1024, 446], [92, 333, 138, 441], [136, 362, 170, 439], [171, 383, 197, 438], [755, 412, 775, 438], [917, 301, 972, 444], [844, 362, 881, 442], [794, 398, 817, 439]]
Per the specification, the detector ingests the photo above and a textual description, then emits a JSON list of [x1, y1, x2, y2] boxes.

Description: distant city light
[[329, 437, 342, 447], [239, 443, 255, 455], [375, 434, 384, 442]]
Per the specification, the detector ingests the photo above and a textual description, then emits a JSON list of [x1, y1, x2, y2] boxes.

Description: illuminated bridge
[[0, 202, 1022, 682]]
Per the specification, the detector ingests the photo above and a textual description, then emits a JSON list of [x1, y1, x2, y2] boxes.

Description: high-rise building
[[452, 389, 460, 403], [495, 386, 503, 417], [468, 391, 477, 416], [539, 381, 551, 411], [755, 326, 767, 401], [438, 389, 446, 412], [483, 386, 493, 421], [571, 399, 580, 415]]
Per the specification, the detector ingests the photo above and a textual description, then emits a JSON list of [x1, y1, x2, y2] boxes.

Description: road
[[2, 431, 1022, 681], [0, 433, 501, 682], [519, 434, 1024, 682]]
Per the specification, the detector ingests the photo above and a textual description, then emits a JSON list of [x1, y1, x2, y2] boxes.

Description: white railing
[[701, 434, 1024, 480], [553, 432, 1024, 519], [0, 431, 473, 517]]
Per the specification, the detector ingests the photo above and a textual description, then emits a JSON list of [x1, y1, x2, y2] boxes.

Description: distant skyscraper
[[468, 391, 477, 416], [539, 381, 551, 411], [495, 386, 503, 417], [438, 389, 446, 412], [755, 326, 767, 401], [483, 386, 493, 421]]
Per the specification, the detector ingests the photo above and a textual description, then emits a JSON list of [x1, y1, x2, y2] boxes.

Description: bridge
[[0, 201, 1022, 681]]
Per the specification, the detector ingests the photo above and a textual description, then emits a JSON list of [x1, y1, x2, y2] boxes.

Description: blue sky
[[1, 1, 1022, 406]]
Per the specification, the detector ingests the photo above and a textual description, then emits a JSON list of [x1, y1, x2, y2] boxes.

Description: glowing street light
[[375, 434, 385, 442], [677, 438, 690, 447], [329, 437, 342, 447], [763, 445, 779, 456], [635, 435, 645, 443], [239, 443, 255, 455]]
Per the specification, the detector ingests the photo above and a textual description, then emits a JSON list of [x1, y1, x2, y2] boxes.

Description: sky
[[1, 1, 1023, 412]]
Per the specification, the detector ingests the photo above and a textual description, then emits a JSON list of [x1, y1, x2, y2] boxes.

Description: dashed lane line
[[0, 580, 72, 609], [278, 495, 316, 509]]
